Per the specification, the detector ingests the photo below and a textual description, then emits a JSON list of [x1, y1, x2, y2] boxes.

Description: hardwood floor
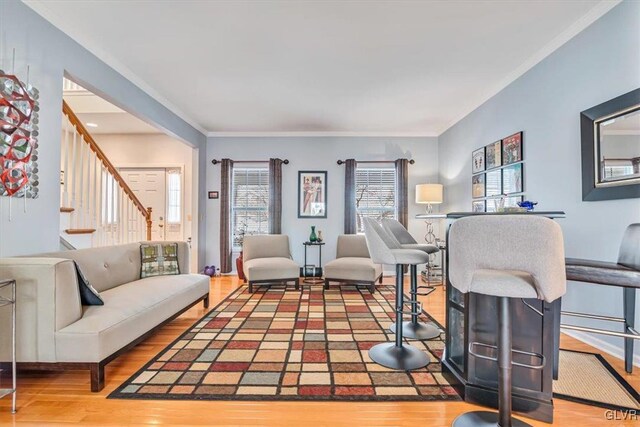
[[0, 275, 637, 426]]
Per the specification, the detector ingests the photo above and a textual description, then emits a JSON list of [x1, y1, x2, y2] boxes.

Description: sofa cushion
[[55, 274, 209, 362], [140, 243, 180, 278], [336, 235, 371, 258], [73, 261, 104, 306], [243, 235, 292, 262], [39, 241, 190, 292], [325, 257, 382, 282], [243, 257, 299, 282]]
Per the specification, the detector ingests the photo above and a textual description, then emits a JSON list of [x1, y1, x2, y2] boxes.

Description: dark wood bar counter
[[417, 211, 566, 424]]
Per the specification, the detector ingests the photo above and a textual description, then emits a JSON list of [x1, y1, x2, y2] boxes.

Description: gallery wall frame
[[471, 131, 525, 211]]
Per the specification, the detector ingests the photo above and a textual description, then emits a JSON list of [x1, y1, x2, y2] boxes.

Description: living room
[[0, 1, 639, 426]]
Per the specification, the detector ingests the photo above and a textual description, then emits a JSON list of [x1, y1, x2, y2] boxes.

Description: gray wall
[[0, 1, 207, 264], [439, 0, 640, 362], [206, 137, 439, 270]]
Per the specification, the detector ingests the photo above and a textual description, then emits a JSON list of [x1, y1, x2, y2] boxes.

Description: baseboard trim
[[562, 329, 640, 368]]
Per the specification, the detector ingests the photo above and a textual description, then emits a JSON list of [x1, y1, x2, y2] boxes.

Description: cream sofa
[[0, 241, 209, 392], [243, 235, 300, 292], [324, 235, 383, 293]]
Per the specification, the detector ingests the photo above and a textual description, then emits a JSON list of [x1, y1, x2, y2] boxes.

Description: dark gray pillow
[[74, 261, 104, 306]]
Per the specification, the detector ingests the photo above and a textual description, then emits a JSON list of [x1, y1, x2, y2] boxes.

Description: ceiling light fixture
[[86, 122, 98, 128]]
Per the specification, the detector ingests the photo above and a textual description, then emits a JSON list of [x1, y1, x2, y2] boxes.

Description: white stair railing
[[60, 100, 152, 247]]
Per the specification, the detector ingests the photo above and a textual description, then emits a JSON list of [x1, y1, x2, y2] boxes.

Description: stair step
[[65, 228, 96, 235], [60, 207, 75, 213]]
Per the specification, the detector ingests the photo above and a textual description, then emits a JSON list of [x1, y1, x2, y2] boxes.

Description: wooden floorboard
[[0, 275, 637, 426]]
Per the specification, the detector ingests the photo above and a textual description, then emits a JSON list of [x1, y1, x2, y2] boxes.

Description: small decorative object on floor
[[203, 265, 217, 277], [317, 230, 323, 242], [518, 200, 538, 211], [236, 251, 245, 281], [309, 225, 318, 242]]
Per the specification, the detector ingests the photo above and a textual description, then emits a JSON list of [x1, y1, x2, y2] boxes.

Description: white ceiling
[[63, 91, 162, 134], [27, 0, 619, 136]]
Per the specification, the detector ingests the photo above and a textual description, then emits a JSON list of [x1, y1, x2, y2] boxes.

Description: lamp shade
[[416, 184, 443, 204]]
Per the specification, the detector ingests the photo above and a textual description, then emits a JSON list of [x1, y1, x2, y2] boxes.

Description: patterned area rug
[[109, 285, 460, 401]]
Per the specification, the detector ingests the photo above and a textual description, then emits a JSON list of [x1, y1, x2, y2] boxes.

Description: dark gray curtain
[[220, 158, 233, 273], [268, 158, 283, 234], [344, 159, 357, 234], [395, 158, 409, 228]]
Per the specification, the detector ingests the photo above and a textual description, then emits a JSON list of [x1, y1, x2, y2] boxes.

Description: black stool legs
[[369, 264, 430, 371], [453, 297, 532, 427], [390, 265, 441, 340]]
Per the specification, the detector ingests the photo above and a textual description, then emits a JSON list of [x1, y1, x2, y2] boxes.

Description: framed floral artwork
[[502, 163, 523, 194], [472, 200, 486, 212], [502, 132, 523, 165], [472, 174, 485, 198], [485, 140, 502, 169], [472, 147, 485, 174], [485, 169, 502, 197]]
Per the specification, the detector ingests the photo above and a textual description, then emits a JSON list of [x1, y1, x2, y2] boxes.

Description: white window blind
[[167, 170, 181, 224], [355, 167, 396, 233], [232, 167, 269, 249]]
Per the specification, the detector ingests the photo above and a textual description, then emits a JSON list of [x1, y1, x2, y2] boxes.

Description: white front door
[[120, 168, 167, 240]]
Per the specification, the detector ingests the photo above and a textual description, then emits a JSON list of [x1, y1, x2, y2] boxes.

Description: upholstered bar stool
[[449, 215, 566, 427], [382, 218, 442, 340], [362, 218, 430, 370]]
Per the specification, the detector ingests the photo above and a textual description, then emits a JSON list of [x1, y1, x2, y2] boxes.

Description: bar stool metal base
[[390, 321, 441, 340], [452, 411, 533, 427], [368, 342, 430, 371]]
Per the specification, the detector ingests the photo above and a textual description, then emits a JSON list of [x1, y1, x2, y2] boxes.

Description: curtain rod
[[211, 159, 289, 165], [336, 159, 415, 165]]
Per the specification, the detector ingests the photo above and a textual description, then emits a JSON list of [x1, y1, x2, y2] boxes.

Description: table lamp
[[416, 183, 443, 244], [416, 183, 443, 214]]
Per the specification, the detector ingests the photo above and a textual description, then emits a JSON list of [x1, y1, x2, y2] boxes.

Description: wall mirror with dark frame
[[581, 88, 640, 201]]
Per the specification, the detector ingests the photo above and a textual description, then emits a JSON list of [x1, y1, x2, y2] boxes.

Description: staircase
[[60, 100, 152, 249]]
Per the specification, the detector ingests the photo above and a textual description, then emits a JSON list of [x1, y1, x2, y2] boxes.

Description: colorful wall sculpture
[[0, 68, 39, 198]]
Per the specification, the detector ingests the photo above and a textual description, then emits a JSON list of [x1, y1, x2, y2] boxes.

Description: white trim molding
[[563, 329, 640, 368], [207, 131, 439, 138]]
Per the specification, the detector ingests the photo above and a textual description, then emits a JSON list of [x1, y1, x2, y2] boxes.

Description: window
[[603, 159, 635, 181], [355, 167, 396, 233], [166, 170, 181, 224], [232, 167, 269, 249]]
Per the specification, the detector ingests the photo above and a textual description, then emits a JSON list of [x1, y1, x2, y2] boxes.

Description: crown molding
[[437, 0, 623, 136], [206, 131, 439, 138], [23, 0, 208, 136]]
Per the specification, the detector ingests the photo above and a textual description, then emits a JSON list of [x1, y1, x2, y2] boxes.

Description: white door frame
[[117, 163, 197, 272]]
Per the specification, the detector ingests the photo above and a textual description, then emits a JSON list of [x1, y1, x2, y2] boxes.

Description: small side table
[[302, 242, 325, 284], [0, 279, 16, 413]]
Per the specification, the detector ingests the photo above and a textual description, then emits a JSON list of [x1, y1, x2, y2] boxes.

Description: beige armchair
[[324, 235, 383, 293], [242, 235, 300, 292]]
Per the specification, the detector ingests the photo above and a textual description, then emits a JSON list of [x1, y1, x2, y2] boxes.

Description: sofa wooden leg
[[369, 283, 375, 293], [203, 294, 210, 309], [248, 282, 254, 293], [294, 279, 300, 291], [324, 279, 329, 290], [379, 275, 383, 284], [90, 363, 105, 392]]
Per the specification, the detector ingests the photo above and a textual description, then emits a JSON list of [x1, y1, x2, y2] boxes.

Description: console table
[[441, 211, 565, 424], [302, 241, 325, 284]]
